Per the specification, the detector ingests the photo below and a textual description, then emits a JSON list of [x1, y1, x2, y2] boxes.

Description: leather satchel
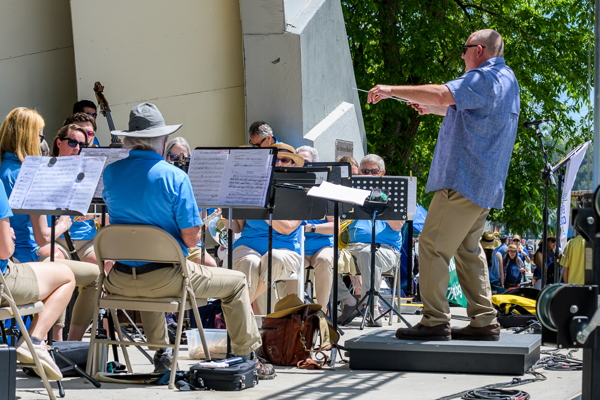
[[260, 305, 317, 366]]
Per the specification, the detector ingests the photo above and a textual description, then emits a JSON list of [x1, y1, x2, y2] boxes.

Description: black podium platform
[[346, 330, 541, 375]]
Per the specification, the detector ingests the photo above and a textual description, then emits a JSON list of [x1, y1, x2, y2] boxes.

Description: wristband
[[310, 224, 316, 233]]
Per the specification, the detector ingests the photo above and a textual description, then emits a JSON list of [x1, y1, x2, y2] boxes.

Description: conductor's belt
[[113, 262, 174, 275]]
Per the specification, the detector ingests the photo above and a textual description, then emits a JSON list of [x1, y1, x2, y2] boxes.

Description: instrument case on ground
[[0, 345, 16, 400], [189, 360, 258, 391]]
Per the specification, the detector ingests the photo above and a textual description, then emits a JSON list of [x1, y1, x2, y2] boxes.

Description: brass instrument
[[202, 209, 228, 248], [338, 219, 355, 249]]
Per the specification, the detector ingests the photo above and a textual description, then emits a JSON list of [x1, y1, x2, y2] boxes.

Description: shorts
[[1, 259, 39, 307]]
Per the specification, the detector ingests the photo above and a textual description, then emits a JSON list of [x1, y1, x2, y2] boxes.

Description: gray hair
[[360, 154, 385, 170], [164, 136, 191, 158], [470, 29, 504, 57], [123, 135, 165, 154], [248, 121, 273, 139], [296, 145, 319, 162]]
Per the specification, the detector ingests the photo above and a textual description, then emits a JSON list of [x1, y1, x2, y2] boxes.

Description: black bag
[[23, 341, 89, 378], [190, 299, 226, 329], [189, 360, 257, 391], [0, 345, 16, 400]]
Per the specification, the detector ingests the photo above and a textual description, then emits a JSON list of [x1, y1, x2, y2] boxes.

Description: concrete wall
[[70, 0, 246, 147], [0, 0, 77, 137], [241, 0, 366, 161]]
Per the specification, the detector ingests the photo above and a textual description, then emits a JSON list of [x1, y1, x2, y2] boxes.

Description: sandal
[[255, 356, 276, 380]]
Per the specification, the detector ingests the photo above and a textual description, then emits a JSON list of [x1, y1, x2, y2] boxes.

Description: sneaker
[[255, 355, 276, 380], [366, 307, 383, 328], [338, 303, 359, 325], [15, 337, 63, 381], [395, 322, 451, 341], [153, 348, 178, 373], [451, 323, 501, 341]]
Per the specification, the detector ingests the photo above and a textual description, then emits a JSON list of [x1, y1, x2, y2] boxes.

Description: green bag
[[446, 257, 467, 307]]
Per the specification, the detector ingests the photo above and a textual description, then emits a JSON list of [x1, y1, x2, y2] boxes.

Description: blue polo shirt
[[0, 184, 14, 274], [0, 152, 39, 262], [102, 150, 201, 266], [348, 220, 402, 252], [427, 57, 520, 209], [232, 219, 302, 256], [304, 218, 333, 255]]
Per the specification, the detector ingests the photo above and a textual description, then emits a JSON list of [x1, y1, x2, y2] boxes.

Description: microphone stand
[[534, 123, 555, 287]]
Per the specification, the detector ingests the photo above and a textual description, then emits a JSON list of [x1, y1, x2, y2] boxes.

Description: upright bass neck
[[93, 81, 119, 144]]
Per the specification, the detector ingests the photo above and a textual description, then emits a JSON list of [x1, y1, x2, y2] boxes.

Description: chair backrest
[[94, 225, 188, 268]]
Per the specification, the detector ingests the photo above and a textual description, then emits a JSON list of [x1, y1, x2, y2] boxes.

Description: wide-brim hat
[[265, 294, 321, 319], [270, 143, 305, 167], [480, 230, 496, 250], [111, 103, 182, 138], [506, 244, 520, 252]]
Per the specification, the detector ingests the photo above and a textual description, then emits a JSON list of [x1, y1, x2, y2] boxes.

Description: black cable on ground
[[436, 348, 581, 400]]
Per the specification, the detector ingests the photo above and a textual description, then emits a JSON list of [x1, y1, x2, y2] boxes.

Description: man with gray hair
[[102, 103, 273, 378], [296, 145, 319, 163], [368, 29, 519, 341], [248, 121, 278, 147]]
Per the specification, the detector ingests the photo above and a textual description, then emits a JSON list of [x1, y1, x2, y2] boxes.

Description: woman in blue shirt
[[0, 181, 75, 381], [0, 109, 99, 342]]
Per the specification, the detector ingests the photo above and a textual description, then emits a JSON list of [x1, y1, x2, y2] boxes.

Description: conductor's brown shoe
[[395, 323, 451, 341], [451, 323, 501, 341]]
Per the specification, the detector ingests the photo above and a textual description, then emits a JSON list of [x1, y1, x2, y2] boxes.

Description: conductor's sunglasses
[[60, 137, 88, 148]]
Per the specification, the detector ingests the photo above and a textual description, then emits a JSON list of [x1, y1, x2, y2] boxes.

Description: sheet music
[[22, 157, 80, 210], [307, 181, 371, 205], [189, 148, 273, 207], [81, 148, 130, 197], [68, 157, 107, 214], [9, 155, 105, 215], [189, 149, 229, 205], [8, 157, 42, 209]]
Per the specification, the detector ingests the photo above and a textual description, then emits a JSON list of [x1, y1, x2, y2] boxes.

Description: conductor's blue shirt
[[232, 219, 302, 256], [0, 183, 14, 274], [0, 152, 39, 262], [102, 150, 201, 266], [427, 57, 520, 209], [348, 220, 402, 252]]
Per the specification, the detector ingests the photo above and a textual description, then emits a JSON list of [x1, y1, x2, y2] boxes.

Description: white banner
[[559, 141, 591, 250]]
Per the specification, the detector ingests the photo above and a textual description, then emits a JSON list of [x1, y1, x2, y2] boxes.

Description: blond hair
[[0, 107, 44, 162]]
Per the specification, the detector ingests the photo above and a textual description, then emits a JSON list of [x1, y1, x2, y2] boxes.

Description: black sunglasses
[[60, 137, 88, 148], [86, 112, 98, 118], [462, 44, 486, 55], [249, 136, 267, 147]]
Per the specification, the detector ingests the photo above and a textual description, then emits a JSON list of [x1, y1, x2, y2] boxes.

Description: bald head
[[470, 29, 504, 57]]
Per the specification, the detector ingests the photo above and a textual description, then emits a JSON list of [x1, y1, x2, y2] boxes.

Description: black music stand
[[339, 176, 414, 330]]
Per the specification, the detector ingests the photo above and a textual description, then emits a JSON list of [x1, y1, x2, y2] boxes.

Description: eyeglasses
[[361, 169, 381, 175], [462, 44, 486, 55], [85, 130, 95, 138], [167, 153, 189, 161], [249, 136, 267, 147], [59, 137, 88, 148], [39, 134, 45, 143], [86, 112, 98, 118]]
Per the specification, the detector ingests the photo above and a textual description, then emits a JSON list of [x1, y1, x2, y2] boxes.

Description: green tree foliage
[[342, 0, 593, 235]]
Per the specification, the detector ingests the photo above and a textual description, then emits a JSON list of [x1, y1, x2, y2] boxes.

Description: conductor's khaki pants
[[419, 189, 497, 327]]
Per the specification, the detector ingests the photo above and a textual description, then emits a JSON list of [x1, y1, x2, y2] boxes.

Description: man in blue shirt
[[102, 103, 270, 377], [368, 29, 519, 341]]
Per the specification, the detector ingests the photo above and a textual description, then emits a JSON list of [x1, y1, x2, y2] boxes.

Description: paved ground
[[15, 308, 583, 400]]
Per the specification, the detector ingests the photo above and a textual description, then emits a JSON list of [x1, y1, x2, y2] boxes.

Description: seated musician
[[296, 145, 318, 163], [339, 155, 360, 175], [339, 154, 404, 327], [230, 143, 304, 314], [248, 121, 279, 147], [0, 183, 76, 381], [0, 111, 99, 342], [304, 216, 334, 313], [72, 100, 101, 146], [102, 103, 272, 378], [164, 136, 218, 267], [63, 113, 98, 147]]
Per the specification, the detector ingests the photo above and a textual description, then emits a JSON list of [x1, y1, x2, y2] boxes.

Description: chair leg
[[188, 286, 210, 360], [110, 309, 133, 373]]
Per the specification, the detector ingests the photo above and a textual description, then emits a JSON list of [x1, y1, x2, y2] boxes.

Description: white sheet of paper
[[81, 148, 130, 197], [68, 157, 107, 214], [307, 181, 371, 205], [189, 149, 273, 207], [21, 157, 81, 211], [8, 156, 42, 209]]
